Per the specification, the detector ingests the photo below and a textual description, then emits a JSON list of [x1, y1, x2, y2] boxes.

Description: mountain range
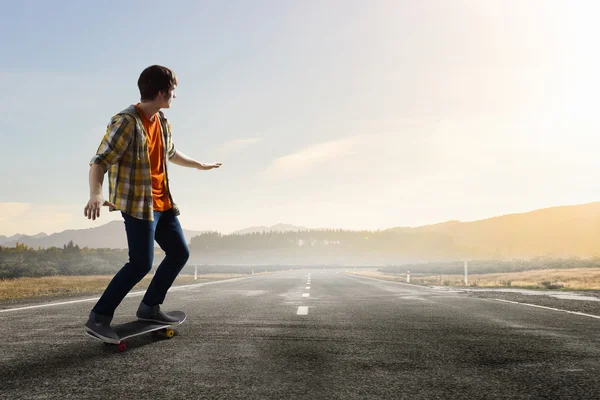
[[2, 202, 600, 257], [231, 223, 309, 235], [0, 232, 48, 244], [386, 202, 600, 258], [0, 222, 309, 249], [0, 221, 210, 249]]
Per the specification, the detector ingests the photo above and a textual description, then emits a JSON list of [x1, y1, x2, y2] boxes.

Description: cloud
[[261, 132, 423, 182], [262, 136, 365, 181], [211, 138, 263, 159]]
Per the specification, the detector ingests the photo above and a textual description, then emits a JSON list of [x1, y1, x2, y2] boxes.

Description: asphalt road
[[1, 270, 599, 399]]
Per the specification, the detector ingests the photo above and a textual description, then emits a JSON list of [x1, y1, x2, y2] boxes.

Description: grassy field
[[347, 268, 600, 290], [0, 273, 253, 300]]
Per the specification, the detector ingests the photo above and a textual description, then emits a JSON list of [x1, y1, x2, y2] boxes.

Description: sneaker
[[136, 302, 180, 324], [85, 311, 120, 344]]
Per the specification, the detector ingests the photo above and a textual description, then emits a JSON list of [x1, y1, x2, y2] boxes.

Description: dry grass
[[346, 268, 600, 290], [0, 273, 251, 300]]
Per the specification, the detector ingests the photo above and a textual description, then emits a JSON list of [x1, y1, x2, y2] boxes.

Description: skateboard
[[86, 311, 186, 352]]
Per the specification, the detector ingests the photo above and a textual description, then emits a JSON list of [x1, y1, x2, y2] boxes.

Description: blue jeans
[[92, 209, 190, 317]]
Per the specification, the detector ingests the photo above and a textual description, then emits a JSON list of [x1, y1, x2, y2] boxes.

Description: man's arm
[[84, 115, 132, 220], [90, 115, 135, 173], [89, 163, 105, 197], [84, 164, 115, 220], [170, 149, 222, 170]]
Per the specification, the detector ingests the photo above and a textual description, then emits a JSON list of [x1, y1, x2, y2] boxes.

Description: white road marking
[[0, 297, 104, 313], [399, 296, 427, 301], [306, 286, 310, 289], [0, 276, 254, 313], [297, 306, 309, 315], [340, 272, 440, 290], [495, 299, 600, 320], [302, 293, 310, 297]]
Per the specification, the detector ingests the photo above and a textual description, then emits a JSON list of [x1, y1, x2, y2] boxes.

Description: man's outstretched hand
[[199, 162, 222, 170], [84, 195, 116, 220]]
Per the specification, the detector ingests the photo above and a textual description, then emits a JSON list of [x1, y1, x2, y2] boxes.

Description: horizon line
[[1, 200, 598, 238]]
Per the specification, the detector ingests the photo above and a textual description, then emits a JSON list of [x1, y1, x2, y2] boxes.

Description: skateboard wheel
[[165, 329, 175, 338], [117, 343, 127, 352]]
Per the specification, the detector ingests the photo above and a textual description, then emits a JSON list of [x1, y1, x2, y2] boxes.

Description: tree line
[[0, 241, 128, 279], [2, 230, 600, 279], [188, 229, 458, 254]]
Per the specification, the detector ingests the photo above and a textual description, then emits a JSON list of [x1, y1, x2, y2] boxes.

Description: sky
[[1, 0, 599, 236]]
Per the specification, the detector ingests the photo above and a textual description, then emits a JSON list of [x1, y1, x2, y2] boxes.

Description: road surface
[[1, 270, 599, 399]]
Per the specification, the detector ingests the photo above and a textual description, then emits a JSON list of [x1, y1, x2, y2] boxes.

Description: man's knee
[[178, 246, 190, 265], [129, 255, 154, 276], [169, 245, 190, 266]]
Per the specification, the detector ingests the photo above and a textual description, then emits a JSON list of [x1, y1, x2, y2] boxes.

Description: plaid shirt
[[90, 105, 180, 221]]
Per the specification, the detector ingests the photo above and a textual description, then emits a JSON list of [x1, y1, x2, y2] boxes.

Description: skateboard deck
[[86, 311, 186, 352]]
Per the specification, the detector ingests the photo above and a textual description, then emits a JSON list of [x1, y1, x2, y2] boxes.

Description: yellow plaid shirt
[[90, 105, 180, 221]]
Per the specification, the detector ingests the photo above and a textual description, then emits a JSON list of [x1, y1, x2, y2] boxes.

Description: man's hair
[[138, 65, 178, 101]]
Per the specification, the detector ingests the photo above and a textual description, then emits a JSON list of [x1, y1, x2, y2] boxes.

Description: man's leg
[[92, 212, 158, 317], [141, 208, 190, 307]]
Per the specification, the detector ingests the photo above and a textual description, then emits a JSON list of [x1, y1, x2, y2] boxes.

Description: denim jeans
[[92, 208, 190, 317]]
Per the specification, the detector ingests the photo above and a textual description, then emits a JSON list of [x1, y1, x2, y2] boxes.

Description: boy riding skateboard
[[83, 65, 221, 343]]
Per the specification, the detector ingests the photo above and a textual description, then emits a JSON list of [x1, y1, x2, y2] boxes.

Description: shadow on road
[[1, 334, 172, 389]]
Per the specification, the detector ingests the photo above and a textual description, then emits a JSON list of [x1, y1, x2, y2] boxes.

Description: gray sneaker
[[85, 311, 120, 344], [136, 302, 180, 324]]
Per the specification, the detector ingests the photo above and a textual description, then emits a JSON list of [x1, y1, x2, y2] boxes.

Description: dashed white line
[[297, 306, 309, 315], [302, 293, 310, 297], [306, 286, 311, 289]]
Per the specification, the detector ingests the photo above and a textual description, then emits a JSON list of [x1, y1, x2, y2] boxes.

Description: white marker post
[[407, 270, 410, 283], [194, 266, 198, 280], [464, 260, 468, 285]]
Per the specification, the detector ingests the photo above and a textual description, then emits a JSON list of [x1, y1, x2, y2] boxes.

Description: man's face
[[159, 86, 176, 108]]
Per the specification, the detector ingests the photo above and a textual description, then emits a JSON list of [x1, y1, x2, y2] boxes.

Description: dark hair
[[137, 65, 178, 101]]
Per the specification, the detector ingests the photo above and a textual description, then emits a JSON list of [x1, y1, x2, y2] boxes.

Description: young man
[[84, 65, 221, 343]]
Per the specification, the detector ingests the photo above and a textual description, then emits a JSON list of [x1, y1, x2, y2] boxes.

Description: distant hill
[[1, 222, 309, 249], [385, 202, 600, 258], [231, 223, 309, 235], [0, 232, 47, 246], [0, 234, 23, 245], [2, 221, 209, 250], [4, 202, 600, 258]]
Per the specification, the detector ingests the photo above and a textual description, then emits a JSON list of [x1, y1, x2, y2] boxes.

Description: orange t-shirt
[[136, 104, 172, 211]]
